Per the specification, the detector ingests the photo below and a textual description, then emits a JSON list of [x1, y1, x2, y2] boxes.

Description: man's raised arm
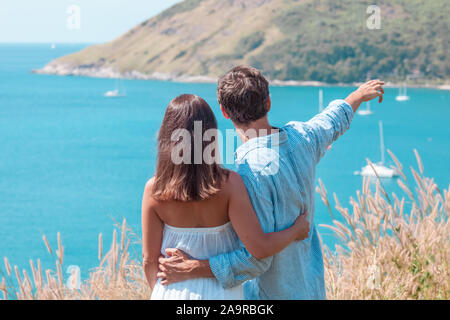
[[288, 79, 385, 163]]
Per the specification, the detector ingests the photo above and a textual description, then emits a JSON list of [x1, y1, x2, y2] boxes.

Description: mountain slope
[[38, 0, 449, 84]]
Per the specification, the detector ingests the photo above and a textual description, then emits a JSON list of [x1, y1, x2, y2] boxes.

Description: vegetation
[[235, 31, 266, 58], [45, 0, 449, 84], [319, 150, 449, 299], [1, 151, 448, 300], [1, 220, 150, 300], [155, 0, 205, 22], [254, 0, 449, 83]]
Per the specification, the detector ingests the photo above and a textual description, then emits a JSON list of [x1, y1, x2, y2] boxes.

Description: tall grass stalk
[[2, 220, 150, 300], [318, 150, 449, 299]]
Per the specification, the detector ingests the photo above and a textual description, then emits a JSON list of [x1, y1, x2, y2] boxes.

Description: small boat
[[358, 101, 373, 116], [51, 43, 56, 50], [356, 121, 398, 178], [395, 83, 409, 101], [104, 78, 126, 97], [359, 163, 397, 178], [104, 89, 121, 97]]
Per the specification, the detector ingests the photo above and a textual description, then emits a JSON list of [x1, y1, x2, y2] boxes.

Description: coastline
[[32, 63, 450, 90]]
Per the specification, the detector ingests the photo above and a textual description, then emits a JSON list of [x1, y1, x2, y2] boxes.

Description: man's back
[[238, 127, 324, 299], [209, 99, 354, 299]]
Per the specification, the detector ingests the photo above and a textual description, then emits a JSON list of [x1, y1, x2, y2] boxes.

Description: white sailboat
[[356, 121, 398, 178], [50, 43, 56, 50], [357, 101, 373, 116], [395, 83, 409, 101], [318, 89, 324, 112], [104, 78, 126, 97]]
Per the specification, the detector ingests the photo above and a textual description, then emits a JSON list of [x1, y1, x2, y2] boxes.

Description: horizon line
[[0, 41, 98, 44]]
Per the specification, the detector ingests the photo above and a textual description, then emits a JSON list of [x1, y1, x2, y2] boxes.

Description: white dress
[[150, 222, 244, 300]]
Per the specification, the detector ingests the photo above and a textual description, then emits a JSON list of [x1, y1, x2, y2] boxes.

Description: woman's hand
[[293, 211, 310, 241], [157, 248, 214, 285]]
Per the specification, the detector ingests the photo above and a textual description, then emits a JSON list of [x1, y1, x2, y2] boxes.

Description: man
[[157, 65, 384, 299]]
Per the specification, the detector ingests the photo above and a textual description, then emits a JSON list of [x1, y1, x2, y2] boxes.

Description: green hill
[[38, 0, 449, 84]]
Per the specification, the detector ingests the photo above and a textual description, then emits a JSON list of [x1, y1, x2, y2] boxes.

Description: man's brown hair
[[151, 94, 229, 202], [217, 65, 270, 125]]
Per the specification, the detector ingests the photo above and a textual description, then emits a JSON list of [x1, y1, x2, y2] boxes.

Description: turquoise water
[[1, 44, 449, 281]]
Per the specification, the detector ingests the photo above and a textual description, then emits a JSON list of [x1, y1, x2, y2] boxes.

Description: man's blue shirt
[[209, 100, 354, 299]]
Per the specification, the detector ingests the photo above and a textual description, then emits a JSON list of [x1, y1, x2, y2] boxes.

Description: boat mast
[[379, 120, 385, 164], [319, 89, 323, 112]]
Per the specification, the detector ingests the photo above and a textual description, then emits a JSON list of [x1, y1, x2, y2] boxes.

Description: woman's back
[[151, 181, 230, 229], [149, 174, 244, 300], [150, 221, 243, 300]]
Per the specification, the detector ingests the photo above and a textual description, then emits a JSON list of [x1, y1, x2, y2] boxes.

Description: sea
[[0, 43, 449, 283]]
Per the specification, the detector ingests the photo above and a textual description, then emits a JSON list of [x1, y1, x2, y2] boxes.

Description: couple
[[141, 65, 385, 300]]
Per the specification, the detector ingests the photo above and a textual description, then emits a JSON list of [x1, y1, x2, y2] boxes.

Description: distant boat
[[104, 78, 126, 97], [104, 89, 120, 97], [356, 121, 398, 178], [395, 83, 409, 101], [318, 89, 324, 112], [357, 101, 373, 116], [51, 43, 56, 50]]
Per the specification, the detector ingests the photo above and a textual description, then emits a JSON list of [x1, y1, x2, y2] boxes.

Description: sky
[[0, 0, 182, 43]]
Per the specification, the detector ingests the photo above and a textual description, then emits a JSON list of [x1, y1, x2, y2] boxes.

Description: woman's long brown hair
[[151, 94, 228, 202]]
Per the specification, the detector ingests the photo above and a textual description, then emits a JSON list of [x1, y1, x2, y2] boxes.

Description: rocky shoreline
[[32, 63, 218, 83], [32, 63, 450, 90]]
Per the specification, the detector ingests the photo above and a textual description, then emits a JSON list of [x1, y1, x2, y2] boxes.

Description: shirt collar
[[234, 127, 288, 162]]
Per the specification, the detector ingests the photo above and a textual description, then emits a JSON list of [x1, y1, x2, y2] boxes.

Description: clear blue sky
[[0, 0, 182, 43]]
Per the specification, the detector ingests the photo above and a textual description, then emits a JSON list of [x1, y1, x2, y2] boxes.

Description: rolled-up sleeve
[[209, 244, 272, 289], [289, 99, 354, 163], [209, 169, 275, 289]]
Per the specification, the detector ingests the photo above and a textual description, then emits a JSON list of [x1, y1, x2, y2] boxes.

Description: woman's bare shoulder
[[145, 177, 155, 191], [222, 171, 246, 196], [143, 177, 159, 208]]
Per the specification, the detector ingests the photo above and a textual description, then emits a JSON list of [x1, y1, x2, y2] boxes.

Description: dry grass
[[1, 219, 150, 300], [1, 150, 448, 300], [318, 149, 449, 299]]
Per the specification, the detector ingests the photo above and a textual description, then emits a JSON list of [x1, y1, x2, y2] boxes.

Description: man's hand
[[345, 79, 385, 112], [157, 248, 213, 285], [292, 211, 310, 241]]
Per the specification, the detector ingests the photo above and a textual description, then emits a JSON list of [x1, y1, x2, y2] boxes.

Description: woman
[[142, 94, 309, 300]]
